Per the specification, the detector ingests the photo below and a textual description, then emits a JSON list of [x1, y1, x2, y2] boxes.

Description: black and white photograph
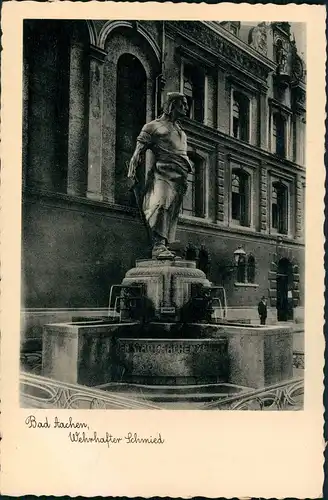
[[1, 1, 325, 496], [18, 18, 308, 410]]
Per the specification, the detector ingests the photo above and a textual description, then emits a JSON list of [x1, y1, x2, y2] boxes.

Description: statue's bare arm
[[128, 122, 157, 181], [128, 141, 148, 181]]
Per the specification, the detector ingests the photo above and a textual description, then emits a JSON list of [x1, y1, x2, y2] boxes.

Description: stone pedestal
[[122, 259, 211, 321]]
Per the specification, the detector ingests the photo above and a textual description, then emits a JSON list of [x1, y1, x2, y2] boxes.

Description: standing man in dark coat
[[258, 296, 267, 325]]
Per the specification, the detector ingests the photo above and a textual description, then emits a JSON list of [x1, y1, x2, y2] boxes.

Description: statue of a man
[[128, 92, 192, 259]]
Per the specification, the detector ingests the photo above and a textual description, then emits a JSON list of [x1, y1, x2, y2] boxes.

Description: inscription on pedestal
[[115, 338, 229, 384], [118, 340, 225, 354]]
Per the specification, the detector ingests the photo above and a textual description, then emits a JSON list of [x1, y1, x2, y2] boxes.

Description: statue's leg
[[167, 180, 186, 244], [153, 232, 166, 248], [152, 231, 175, 259], [145, 165, 184, 259]]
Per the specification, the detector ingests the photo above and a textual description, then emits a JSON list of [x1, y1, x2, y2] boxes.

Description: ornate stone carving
[[272, 30, 290, 76], [122, 259, 210, 322], [272, 22, 291, 36], [248, 23, 268, 56], [167, 21, 270, 82], [292, 54, 305, 83]]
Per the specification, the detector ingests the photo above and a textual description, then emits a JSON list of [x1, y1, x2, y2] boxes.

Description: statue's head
[[163, 92, 188, 118]]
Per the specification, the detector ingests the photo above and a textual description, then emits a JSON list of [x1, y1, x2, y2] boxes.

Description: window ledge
[[229, 222, 256, 232], [234, 282, 259, 288], [230, 134, 251, 145], [270, 230, 293, 239], [180, 214, 210, 223]]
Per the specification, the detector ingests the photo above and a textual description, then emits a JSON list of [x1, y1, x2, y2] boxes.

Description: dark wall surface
[[22, 195, 304, 310]]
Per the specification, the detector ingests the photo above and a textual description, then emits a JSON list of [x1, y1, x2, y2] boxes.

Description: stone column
[[216, 68, 229, 135], [297, 116, 306, 167], [286, 114, 291, 161], [203, 74, 209, 126], [67, 40, 89, 197], [302, 118, 306, 166], [216, 148, 225, 223], [179, 60, 184, 93], [86, 46, 107, 201], [259, 90, 268, 150]]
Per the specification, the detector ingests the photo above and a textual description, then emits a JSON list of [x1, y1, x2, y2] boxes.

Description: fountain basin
[[42, 320, 293, 389]]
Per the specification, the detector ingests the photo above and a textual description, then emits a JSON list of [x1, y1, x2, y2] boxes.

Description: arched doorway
[[276, 258, 294, 321], [115, 53, 147, 206]]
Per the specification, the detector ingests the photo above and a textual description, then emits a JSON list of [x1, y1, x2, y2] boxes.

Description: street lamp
[[218, 246, 247, 284], [233, 246, 246, 266]]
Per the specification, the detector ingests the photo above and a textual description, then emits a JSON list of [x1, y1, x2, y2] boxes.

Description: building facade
[[21, 20, 306, 341]]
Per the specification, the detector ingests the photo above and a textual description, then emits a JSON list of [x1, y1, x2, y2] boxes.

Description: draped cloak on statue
[[136, 120, 193, 243]]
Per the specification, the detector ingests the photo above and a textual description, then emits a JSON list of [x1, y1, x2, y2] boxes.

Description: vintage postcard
[[1, 1, 325, 497]]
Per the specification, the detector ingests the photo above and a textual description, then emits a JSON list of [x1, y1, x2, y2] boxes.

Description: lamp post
[[218, 246, 246, 285], [233, 246, 246, 266]]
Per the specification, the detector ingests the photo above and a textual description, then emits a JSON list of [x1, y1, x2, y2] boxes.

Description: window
[[230, 25, 238, 36], [115, 54, 147, 206], [232, 91, 250, 142], [182, 170, 195, 216], [247, 255, 256, 283], [236, 254, 247, 283], [272, 113, 286, 157], [272, 181, 288, 234], [183, 64, 204, 123], [220, 21, 240, 36], [182, 155, 205, 217], [231, 169, 250, 227], [236, 254, 256, 284]]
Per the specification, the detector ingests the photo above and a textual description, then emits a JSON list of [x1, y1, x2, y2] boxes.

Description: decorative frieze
[[167, 21, 271, 82]]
